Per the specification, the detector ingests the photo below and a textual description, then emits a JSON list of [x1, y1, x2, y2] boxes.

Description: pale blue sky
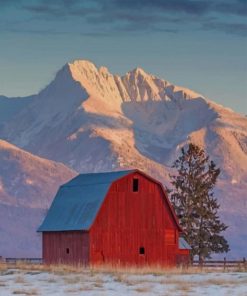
[[0, 0, 246, 114]]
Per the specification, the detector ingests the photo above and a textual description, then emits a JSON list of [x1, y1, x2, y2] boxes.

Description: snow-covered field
[[0, 266, 246, 296]]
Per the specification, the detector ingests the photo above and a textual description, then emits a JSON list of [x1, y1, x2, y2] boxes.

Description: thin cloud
[[109, 0, 213, 16], [214, 0, 247, 17], [22, 0, 247, 18], [1, 0, 246, 37], [203, 22, 247, 37]]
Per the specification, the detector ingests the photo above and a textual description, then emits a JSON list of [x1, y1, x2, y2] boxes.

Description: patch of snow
[[0, 269, 246, 296]]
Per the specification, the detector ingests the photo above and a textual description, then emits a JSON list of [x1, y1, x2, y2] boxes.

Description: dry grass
[[25, 271, 42, 276], [159, 272, 247, 295], [63, 288, 80, 293], [78, 286, 93, 292], [106, 264, 245, 275], [0, 261, 207, 275], [134, 286, 151, 293], [0, 262, 8, 272], [93, 277, 104, 288], [162, 277, 189, 285], [88, 263, 241, 276], [62, 275, 83, 284], [174, 282, 192, 293], [162, 279, 194, 295], [113, 273, 128, 283], [14, 275, 26, 284], [10, 262, 192, 276], [1, 262, 86, 275], [46, 277, 57, 283], [90, 263, 196, 276], [124, 277, 157, 287], [1, 261, 246, 277], [202, 277, 247, 287], [113, 273, 141, 286], [12, 288, 38, 295], [94, 282, 103, 288], [64, 285, 93, 293]]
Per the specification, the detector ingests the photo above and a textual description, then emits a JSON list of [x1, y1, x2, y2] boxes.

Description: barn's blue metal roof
[[38, 170, 134, 232], [179, 237, 191, 249]]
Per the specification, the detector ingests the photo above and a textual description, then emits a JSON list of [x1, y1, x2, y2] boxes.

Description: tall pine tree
[[170, 143, 229, 263]]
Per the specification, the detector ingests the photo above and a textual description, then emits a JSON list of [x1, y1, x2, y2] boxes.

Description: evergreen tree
[[170, 143, 229, 263]]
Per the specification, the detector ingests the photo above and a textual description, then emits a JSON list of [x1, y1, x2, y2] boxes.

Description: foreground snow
[[0, 267, 246, 296]]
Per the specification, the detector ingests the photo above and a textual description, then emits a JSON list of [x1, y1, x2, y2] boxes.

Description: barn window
[[133, 178, 139, 192], [66, 248, 70, 254], [139, 247, 145, 255]]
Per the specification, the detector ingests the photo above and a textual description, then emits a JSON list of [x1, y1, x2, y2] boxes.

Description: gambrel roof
[[38, 170, 133, 232], [38, 169, 182, 232]]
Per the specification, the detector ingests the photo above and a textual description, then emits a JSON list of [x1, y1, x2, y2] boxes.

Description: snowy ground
[[0, 266, 246, 296]]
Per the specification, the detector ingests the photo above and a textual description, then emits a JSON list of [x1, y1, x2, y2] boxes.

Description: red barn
[[38, 170, 190, 266]]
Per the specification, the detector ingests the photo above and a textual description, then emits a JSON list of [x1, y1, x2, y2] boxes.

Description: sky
[[0, 0, 246, 114]]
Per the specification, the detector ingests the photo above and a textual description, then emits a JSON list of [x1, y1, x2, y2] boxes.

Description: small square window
[[133, 178, 139, 192], [66, 248, 70, 254], [139, 247, 145, 255]]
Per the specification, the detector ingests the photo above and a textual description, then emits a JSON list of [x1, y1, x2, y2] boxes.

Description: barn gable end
[[89, 172, 182, 265]]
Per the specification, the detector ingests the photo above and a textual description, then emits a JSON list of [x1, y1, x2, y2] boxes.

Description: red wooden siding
[[43, 231, 89, 265], [90, 172, 179, 266], [41, 170, 190, 266], [165, 229, 176, 245]]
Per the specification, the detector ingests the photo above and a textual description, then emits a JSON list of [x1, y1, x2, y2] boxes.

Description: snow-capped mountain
[[0, 59, 246, 258], [0, 140, 76, 257]]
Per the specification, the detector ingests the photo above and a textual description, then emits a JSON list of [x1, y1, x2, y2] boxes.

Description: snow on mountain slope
[[0, 140, 76, 257], [0, 59, 246, 258], [0, 60, 219, 172]]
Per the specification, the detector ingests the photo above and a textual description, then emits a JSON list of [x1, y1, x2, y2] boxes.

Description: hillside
[[0, 140, 76, 257]]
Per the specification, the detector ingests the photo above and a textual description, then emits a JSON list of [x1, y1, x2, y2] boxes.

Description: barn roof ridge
[[61, 169, 135, 187]]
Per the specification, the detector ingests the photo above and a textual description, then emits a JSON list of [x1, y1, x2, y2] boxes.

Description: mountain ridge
[[0, 59, 246, 258]]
